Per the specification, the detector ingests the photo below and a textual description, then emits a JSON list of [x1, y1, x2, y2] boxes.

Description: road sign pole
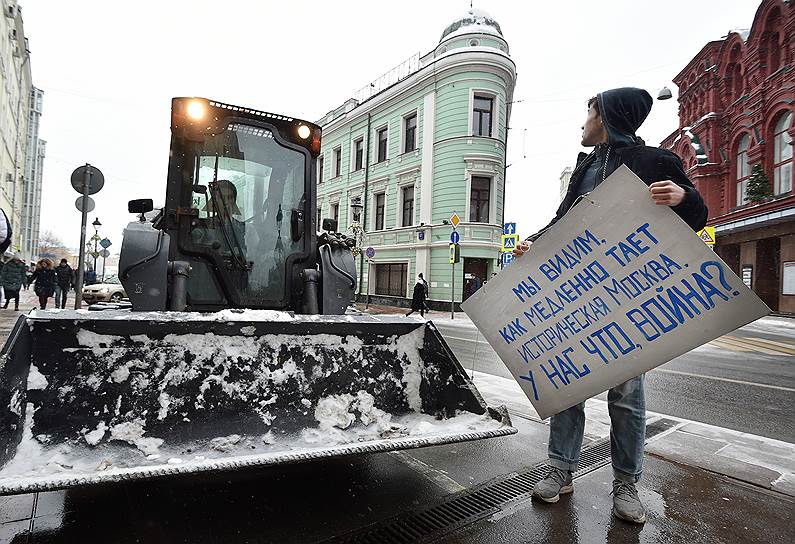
[[74, 166, 91, 310], [451, 260, 455, 320], [365, 259, 371, 310]]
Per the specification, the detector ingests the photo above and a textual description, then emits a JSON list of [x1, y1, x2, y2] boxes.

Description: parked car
[[82, 275, 126, 304]]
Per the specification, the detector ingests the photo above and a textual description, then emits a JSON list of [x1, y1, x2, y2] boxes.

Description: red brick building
[[660, 0, 794, 313]]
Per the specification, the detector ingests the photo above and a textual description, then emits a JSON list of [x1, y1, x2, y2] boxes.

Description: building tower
[[22, 86, 44, 262], [316, 9, 516, 308]]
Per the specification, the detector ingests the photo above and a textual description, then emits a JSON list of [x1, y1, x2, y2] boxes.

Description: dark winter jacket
[[32, 267, 57, 297], [54, 263, 75, 288], [0, 259, 27, 292], [410, 281, 427, 311], [529, 87, 708, 241]]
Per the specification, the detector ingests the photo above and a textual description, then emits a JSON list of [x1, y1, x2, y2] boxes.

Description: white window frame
[[773, 111, 793, 195], [468, 88, 500, 138], [350, 136, 365, 172], [372, 189, 387, 231], [736, 134, 750, 206], [332, 145, 343, 178], [374, 123, 390, 163], [371, 259, 412, 298], [317, 154, 325, 184], [396, 181, 417, 228], [400, 110, 419, 155], [464, 171, 497, 225]]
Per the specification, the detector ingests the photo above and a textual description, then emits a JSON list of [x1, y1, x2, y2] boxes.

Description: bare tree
[[37, 230, 71, 262]]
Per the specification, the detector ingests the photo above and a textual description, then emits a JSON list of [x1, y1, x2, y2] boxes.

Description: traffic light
[[449, 243, 460, 264]]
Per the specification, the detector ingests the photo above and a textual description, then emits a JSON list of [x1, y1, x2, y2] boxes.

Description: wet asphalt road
[[1, 300, 793, 543], [433, 316, 795, 442]]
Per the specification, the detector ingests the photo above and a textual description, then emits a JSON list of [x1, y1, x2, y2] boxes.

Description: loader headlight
[[297, 125, 311, 139], [187, 100, 206, 120]]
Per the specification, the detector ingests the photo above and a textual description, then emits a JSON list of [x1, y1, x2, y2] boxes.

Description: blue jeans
[[55, 284, 69, 309], [547, 374, 646, 483]]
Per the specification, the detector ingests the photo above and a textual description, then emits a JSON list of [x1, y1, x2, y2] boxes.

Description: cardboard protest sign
[[461, 165, 770, 419]]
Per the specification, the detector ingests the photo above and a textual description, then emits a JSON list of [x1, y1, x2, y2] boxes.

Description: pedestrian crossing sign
[[697, 226, 716, 245], [501, 234, 518, 250]]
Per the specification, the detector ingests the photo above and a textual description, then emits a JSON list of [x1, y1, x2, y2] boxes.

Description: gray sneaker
[[611, 480, 646, 524], [532, 467, 573, 503]]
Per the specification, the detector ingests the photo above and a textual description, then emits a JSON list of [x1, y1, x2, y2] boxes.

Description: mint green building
[[316, 10, 516, 309]]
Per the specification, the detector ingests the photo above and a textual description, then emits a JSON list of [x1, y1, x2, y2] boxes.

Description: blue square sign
[[502, 252, 514, 266], [503, 222, 516, 235]]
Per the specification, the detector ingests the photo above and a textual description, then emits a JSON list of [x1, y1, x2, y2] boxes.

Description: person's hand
[[513, 240, 531, 257], [649, 180, 686, 206]]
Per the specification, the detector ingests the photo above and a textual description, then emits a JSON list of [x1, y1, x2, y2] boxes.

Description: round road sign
[[71, 165, 105, 195], [100, 249, 111, 258], [365, 247, 375, 259], [450, 231, 460, 244], [75, 196, 95, 213]]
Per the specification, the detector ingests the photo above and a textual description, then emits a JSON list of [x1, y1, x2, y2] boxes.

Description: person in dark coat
[[513, 88, 708, 524], [31, 258, 57, 310], [405, 276, 427, 318], [54, 258, 75, 309], [0, 255, 27, 310]]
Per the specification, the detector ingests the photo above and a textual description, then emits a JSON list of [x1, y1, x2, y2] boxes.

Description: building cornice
[[321, 49, 516, 134]]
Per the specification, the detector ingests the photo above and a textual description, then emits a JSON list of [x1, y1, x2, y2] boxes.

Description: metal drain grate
[[325, 417, 677, 544]]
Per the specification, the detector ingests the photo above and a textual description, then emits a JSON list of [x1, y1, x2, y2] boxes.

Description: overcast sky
[[22, 0, 760, 252]]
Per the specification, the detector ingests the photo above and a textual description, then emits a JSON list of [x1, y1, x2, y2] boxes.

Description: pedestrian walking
[[24, 263, 34, 290], [31, 259, 57, 310], [54, 258, 75, 309], [418, 272, 430, 311], [513, 88, 707, 524], [405, 275, 427, 318], [0, 254, 27, 311], [85, 267, 97, 286]]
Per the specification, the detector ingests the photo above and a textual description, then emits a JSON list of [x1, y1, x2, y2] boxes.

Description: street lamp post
[[91, 218, 101, 274], [348, 197, 365, 304]]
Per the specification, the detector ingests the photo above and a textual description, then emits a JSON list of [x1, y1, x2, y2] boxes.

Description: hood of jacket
[[597, 87, 653, 147]]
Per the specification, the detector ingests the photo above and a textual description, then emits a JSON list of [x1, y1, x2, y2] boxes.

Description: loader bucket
[[0, 310, 514, 495]]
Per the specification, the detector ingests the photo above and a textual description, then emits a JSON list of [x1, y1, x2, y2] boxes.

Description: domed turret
[[440, 8, 503, 42]]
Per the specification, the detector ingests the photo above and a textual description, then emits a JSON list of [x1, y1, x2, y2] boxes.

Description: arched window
[[736, 134, 751, 206], [773, 111, 793, 195], [769, 32, 781, 73]]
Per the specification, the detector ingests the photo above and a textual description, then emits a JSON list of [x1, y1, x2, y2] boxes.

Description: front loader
[[0, 98, 514, 495]]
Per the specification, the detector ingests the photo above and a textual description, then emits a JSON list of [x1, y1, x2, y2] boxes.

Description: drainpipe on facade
[[360, 113, 372, 302], [500, 104, 510, 270]]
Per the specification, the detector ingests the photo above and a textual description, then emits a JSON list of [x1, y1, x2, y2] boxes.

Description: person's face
[[212, 185, 236, 207], [581, 103, 608, 147]]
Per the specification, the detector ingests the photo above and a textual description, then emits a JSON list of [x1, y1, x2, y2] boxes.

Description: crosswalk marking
[[716, 335, 795, 356], [707, 338, 752, 352], [724, 335, 795, 355]]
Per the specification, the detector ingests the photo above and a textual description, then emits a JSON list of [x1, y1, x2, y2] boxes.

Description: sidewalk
[[358, 302, 795, 498], [472, 370, 795, 498]]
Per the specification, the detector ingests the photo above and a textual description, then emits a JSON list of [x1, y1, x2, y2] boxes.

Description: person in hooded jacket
[[0, 255, 27, 311], [513, 88, 707, 525], [31, 258, 57, 310], [405, 276, 427, 318]]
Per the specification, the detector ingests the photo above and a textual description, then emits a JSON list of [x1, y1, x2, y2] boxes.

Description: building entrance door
[[463, 258, 488, 301], [756, 237, 781, 312]]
